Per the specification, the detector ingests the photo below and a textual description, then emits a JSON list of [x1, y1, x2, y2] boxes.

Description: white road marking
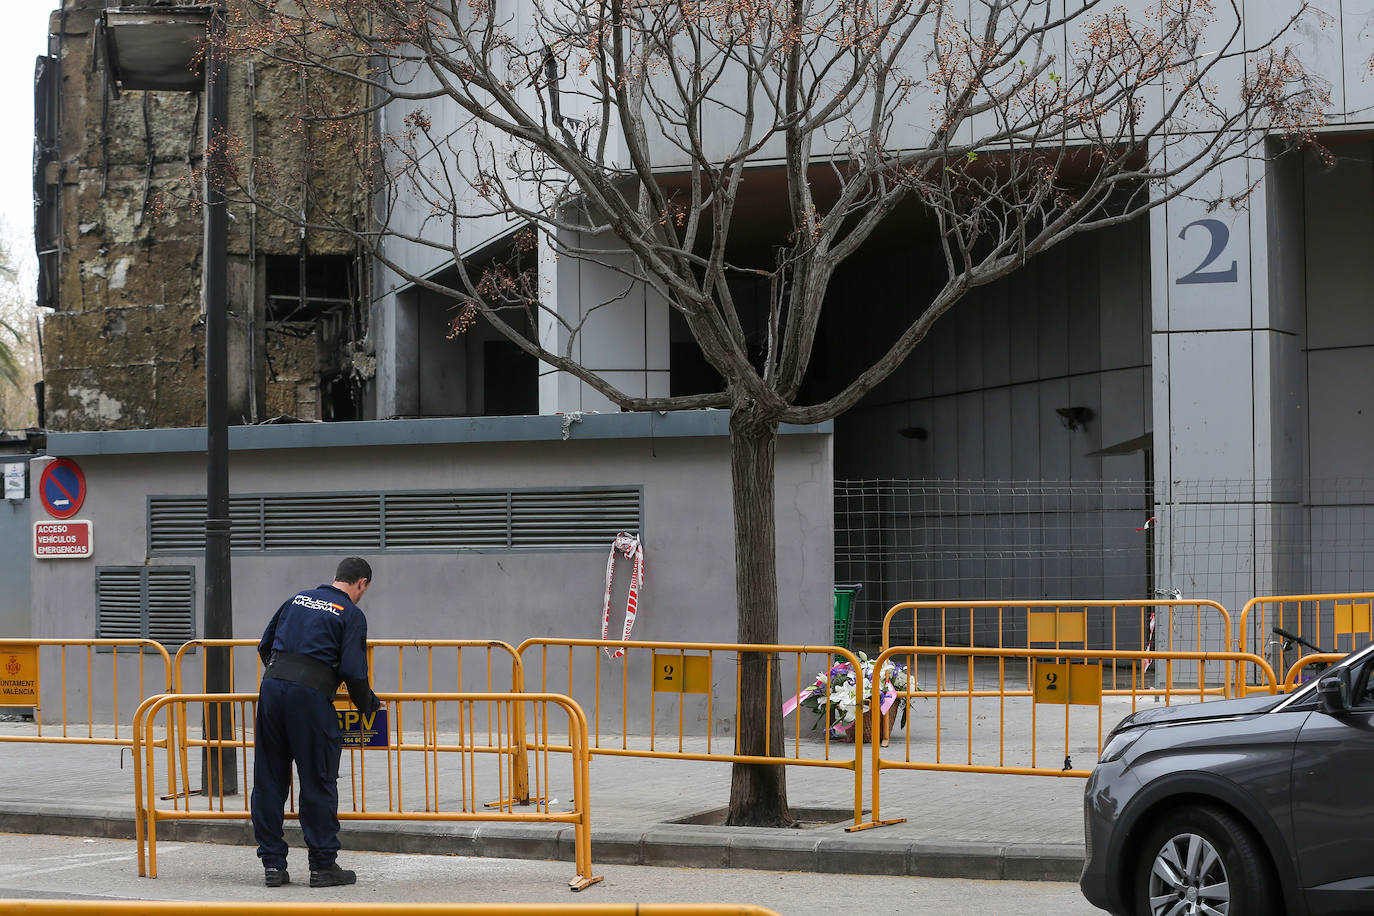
[[0, 844, 183, 881]]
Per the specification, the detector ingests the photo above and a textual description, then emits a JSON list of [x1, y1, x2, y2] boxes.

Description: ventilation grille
[[149, 489, 641, 554], [97, 567, 195, 647], [96, 569, 143, 640]]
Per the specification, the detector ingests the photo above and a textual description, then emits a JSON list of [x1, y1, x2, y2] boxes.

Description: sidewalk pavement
[[0, 723, 1088, 883]]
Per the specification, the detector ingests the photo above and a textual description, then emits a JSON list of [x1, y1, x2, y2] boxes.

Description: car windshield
[[1277, 642, 1374, 709]]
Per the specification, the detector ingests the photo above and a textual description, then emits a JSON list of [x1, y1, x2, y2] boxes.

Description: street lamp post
[[201, 0, 236, 798], [102, 0, 236, 795]]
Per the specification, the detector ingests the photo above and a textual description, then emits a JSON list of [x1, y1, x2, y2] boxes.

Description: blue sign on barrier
[[337, 707, 388, 748]]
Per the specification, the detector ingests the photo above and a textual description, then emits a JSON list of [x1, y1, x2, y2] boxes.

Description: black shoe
[[309, 864, 357, 887], [264, 867, 290, 887]]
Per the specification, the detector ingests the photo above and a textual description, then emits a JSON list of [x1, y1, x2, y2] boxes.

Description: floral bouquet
[[783, 653, 910, 742]]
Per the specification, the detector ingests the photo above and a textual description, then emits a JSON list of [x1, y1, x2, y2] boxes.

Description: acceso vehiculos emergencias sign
[[33, 520, 93, 558]]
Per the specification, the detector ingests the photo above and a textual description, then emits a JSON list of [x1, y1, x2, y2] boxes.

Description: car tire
[[1133, 805, 1275, 916]]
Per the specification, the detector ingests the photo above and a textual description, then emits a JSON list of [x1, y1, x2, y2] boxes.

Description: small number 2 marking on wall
[[1175, 218, 1237, 285]]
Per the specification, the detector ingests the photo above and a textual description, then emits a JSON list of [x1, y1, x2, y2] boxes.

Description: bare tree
[[212, 0, 1325, 825]]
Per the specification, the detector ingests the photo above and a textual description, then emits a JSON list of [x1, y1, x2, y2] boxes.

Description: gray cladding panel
[[981, 286, 1011, 389], [1305, 142, 1374, 351], [955, 392, 985, 479], [417, 289, 469, 417], [930, 313, 959, 398], [956, 298, 985, 392], [1008, 293, 1040, 383], [1036, 251, 1070, 379], [1308, 347, 1374, 483], [1098, 368, 1148, 455], [1167, 332, 1255, 483], [1037, 378, 1072, 481], [1010, 385, 1042, 480], [982, 388, 1013, 480], [1068, 234, 1103, 376], [1099, 222, 1148, 370]]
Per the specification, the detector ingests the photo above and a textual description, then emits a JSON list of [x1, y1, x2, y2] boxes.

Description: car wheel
[[1133, 805, 1274, 916]]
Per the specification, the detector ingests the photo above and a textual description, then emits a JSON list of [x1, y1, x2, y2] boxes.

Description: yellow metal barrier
[[882, 599, 1234, 660], [1280, 653, 1345, 692], [1237, 592, 1374, 694], [0, 905, 782, 915], [851, 647, 1277, 831], [515, 638, 867, 827], [171, 638, 530, 803], [0, 638, 172, 743], [171, 639, 526, 695], [133, 690, 601, 890], [0, 638, 177, 797]]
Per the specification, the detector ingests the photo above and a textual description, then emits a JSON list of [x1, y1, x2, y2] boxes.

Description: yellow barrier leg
[[486, 705, 536, 808], [847, 671, 907, 832], [567, 703, 603, 892], [134, 702, 148, 877]]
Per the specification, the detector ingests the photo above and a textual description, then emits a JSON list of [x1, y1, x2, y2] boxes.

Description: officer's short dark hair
[[335, 557, 372, 584]]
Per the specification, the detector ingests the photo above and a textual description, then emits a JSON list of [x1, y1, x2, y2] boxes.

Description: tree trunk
[[725, 401, 793, 827]]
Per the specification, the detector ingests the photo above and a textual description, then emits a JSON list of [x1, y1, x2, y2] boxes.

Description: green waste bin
[[832, 584, 863, 650]]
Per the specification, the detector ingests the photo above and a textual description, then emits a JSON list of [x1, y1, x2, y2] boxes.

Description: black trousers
[[251, 677, 342, 870]]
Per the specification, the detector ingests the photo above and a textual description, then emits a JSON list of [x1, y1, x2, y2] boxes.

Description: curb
[[0, 806, 1084, 882]]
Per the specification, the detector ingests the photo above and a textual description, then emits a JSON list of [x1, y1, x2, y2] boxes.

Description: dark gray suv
[[1081, 642, 1374, 915]]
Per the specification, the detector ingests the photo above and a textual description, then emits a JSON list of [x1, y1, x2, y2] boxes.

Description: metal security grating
[[97, 566, 196, 646], [149, 488, 641, 554]]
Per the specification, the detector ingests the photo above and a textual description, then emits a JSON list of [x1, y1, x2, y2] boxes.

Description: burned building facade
[[34, 0, 373, 431]]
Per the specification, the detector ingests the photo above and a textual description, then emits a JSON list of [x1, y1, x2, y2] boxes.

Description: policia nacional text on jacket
[[250, 557, 380, 888]]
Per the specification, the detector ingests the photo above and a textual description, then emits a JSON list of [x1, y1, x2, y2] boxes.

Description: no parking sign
[[38, 458, 86, 519]]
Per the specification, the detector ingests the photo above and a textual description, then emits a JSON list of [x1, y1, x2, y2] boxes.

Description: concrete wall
[[29, 413, 834, 729]]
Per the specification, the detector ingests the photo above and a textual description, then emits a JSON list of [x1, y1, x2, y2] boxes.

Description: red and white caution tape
[[600, 532, 644, 659]]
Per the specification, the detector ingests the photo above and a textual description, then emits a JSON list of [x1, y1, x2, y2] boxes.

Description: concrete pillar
[[1150, 147, 1308, 637], [537, 228, 670, 414]]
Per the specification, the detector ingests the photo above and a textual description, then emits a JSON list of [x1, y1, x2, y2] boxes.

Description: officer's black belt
[[263, 651, 339, 696]]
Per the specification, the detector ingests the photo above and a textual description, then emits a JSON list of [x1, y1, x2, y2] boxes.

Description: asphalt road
[[0, 833, 1104, 914]]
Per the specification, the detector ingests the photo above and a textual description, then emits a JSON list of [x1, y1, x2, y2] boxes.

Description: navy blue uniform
[[251, 584, 376, 871]]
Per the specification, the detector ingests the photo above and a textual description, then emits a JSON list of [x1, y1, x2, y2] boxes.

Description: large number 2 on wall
[[1175, 218, 1237, 285]]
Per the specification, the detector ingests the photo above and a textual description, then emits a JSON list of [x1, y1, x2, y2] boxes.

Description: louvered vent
[[96, 568, 144, 640], [263, 496, 381, 551], [148, 496, 262, 551], [97, 566, 195, 647], [145, 567, 196, 645], [383, 493, 509, 549], [510, 489, 642, 548], [149, 488, 640, 553]]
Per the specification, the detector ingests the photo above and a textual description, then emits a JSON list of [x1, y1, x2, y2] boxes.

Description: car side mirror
[[1318, 670, 1350, 716]]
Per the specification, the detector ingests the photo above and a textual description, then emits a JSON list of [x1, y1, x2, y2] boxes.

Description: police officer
[[251, 557, 380, 888]]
